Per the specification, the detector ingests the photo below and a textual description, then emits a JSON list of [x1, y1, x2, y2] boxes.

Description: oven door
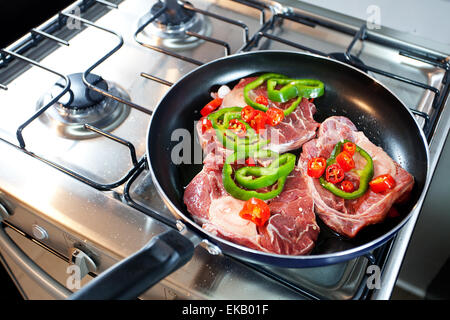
[[0, 223, 209, 300], [0, 225, 77, 299]]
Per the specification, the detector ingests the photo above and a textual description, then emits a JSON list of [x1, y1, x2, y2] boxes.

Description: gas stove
[[0, 0, 449, 300]]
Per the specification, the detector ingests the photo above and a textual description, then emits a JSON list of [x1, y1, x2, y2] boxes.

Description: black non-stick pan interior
[[147, 51, 428, 259]]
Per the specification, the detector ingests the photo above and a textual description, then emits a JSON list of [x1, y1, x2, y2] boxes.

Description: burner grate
[[239, 11, 449, 139], [133, 0, 260, 66], [0, 0, 117, 70], [0, 0, 147, 190], [0, 49, 71, 149]]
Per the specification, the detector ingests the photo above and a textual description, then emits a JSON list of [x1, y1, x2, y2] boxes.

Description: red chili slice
[[241, 105, 256, 123], [249, 110, 267, 133], [340, 180, 355, 193], [265, 107, 285, 126], [325, 164, 345, 184], [200, 97, 223, 117], [228, 119, 246, 137], [239, 197, 270, 227], [342, 142, 356, 156], [336, 151, 355, 172], [369, 174, 396, 193], [201, 117, 212, 134], [255, 95, 269, 106], [245, 157, 257, 167], [307, 157, 327, 178]]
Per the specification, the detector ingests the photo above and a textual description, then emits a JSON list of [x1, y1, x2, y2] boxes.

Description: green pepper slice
[[234, 153, 296, 190], [319, 140, 374, 200], [266, 78, 325, 103], [207, 107, 269, 153], [243, 73, 324, 116], [222, 150, 295, 201], [243, 73, 288, 112]]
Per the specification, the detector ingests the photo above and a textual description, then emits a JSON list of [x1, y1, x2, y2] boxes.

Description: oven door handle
[[0, 225, 72, 299], [67, 228, 195, 300]]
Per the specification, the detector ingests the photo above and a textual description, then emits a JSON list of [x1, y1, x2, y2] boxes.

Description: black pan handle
[[68, 229, 194, 300]]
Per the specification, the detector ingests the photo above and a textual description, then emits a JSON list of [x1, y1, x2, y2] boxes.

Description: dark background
[[0, 0, 75, 48], [0, 262, 22, 300]]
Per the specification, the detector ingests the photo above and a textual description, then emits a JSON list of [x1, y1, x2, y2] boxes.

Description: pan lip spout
[[145, 50, 431, 267]]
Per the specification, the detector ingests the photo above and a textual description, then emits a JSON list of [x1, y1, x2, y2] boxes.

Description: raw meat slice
[[260, 167, 320, 255], [299, 116, 415, 238], [183, 167, 262, 251], [197, 77, 319, 169], [183, 166, 320, 255]]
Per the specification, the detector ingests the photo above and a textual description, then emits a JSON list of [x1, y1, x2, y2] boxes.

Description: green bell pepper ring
[[243, 73, 288, 112], [222, 150, 295, 201], [207, 107, 269, 152], [234, 153, 296, 189], [266, 78, 325, 103], [244, 73, 324, 117], [223, 164, 288, 201], [319, 140, 374, 200]]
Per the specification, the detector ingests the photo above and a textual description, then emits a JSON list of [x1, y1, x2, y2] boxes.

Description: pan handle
[[68, 229, 194, 300]]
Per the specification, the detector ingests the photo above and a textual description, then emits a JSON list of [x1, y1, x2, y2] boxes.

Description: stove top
[[0, 0, 449, 300]]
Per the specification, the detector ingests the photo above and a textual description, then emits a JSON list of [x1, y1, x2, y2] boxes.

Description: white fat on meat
[[202, 196, 263, 250]]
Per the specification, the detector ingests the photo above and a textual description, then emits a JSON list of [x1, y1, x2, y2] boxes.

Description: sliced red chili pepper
[[340, 180, 355, 193], [265, 107, 285, 126], [336, 151, 355, 172], [325, 164, 344, 184], [309, 98, 314, 103], [239, 197, 270, 227], [200, 97, 223, 117], [201, 117, 212, 134], [245, 157, 256, 167], [228, 119, 246, 137], [241, 105, 256, 123], [307, 157, 327, 178], [369, 174, 396, 193], [342, 142, 356, 156], [249, 110, 267, 133], [255, 95, 269, 106]]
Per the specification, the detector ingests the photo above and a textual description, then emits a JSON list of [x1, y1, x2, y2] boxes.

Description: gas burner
[[139, 0, 209, 49], [37, 73, 130, 139]]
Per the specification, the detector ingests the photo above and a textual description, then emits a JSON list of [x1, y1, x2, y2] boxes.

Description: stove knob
[[32, 224, 48, 240], [69, 248, 97, 279]]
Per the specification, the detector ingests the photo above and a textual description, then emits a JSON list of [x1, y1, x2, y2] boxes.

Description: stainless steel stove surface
[[0, 0, 449, 300]]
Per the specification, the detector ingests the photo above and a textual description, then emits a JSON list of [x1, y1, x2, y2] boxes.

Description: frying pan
[[69, 51, 429, 300]]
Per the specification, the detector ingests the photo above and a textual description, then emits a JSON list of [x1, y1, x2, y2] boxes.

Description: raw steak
[[183, 166, 320, 255], [197, 77, 319, 169], [299, 116, 415, 238]]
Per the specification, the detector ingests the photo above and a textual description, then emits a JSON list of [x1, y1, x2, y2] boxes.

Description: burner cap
[[139, 0, 208, 49], [150, 0, 195, 27], [37, 73, 130, 139], [54, 73, 108, 110]]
